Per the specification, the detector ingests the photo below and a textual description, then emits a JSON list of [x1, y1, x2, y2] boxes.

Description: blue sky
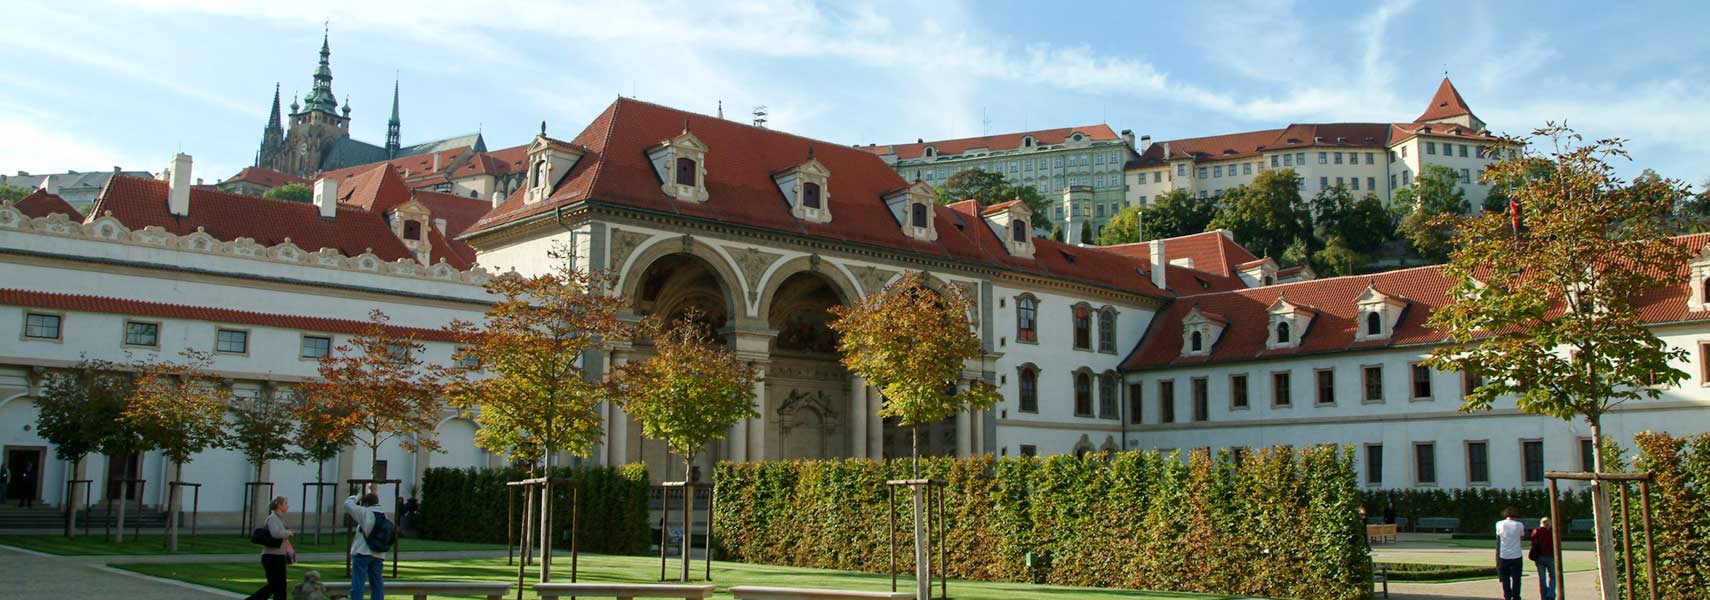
[[3, 0, 1708, 187]]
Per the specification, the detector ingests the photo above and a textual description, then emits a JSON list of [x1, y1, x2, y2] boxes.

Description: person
[[344, 490, 387, 600], [1496, 506, 1526, 600], [15, 462, 34, 508], [1383, 503, 1396, 525], [1531, 516, 1557, 600], [1357, 506, 1372, 552], [1, 460, 9, 504], [245, 496, 294, 600]]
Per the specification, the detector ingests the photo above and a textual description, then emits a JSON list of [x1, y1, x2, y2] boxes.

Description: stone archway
[[624, 250, 738, 481], [764, 271, 852, 460]]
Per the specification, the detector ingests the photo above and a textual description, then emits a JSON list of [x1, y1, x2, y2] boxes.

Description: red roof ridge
[[900, 124, 1114, 148], [610, 96, 876, 161], [0, 288, 460, 342], [981, 198, 1023, 215], [1176, 263, 1449, 300]]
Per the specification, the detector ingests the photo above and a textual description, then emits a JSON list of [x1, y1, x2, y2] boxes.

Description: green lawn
[[119, 554, 1239, 600], [1441, 537, 1595, 551], [0, 533, 503, 556]]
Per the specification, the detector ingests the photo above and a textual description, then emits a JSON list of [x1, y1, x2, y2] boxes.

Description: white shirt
[[344, 496, 387, 559], [1496, 518, 1526, 559]]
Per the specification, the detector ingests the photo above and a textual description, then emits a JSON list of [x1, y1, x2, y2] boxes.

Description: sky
[[3, 0, 1708, 187]]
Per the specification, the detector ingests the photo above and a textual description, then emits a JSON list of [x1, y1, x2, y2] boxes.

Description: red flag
[[1508, 198, 1523, 238]]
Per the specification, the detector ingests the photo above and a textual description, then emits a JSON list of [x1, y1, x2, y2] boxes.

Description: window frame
[[1073, 371, 1094, 417], [1015, 295, 1039, 344], [1579, 437, 1596, 473], [1466, 440, 1490, 486], [1071, 304, 1092, 350], [1521, 439, 1546, 485], [1410, 362, 1433, 400], [22, 311, 64, 342], [1126, 382, 1143, 424], [1096, 307, 1117, 353], [1098, 372, 1119, 420], [1271, 370, 1292, 408], [300, 334, 333, 361], [1017, 365, 1039, 414], [1158, 379, 1176, 424], [122, 320, 162, 349], [1315, 368, 1336, 406], [1365, 443, 1384, 487], [1414, 441, 1438, 486], [1191, 376, 1209, 422], [1230, 373, 1250, 410], [1361, 364, 1385, 404], [674, 156, 697, 186], [802, 181, 822, 209], [215, 327, 251, 355]]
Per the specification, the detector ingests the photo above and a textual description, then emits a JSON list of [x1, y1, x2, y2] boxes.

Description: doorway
[[4, 447, 44, 504], [104, 453, 141, 501]]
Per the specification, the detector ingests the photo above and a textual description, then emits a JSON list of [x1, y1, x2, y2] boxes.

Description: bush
[[1625, 432, 1710, 600], [1360, 487, 1592, 534], [715, 446, 1367, 600], [417, 464, 650, 555], [1378, 562, 1495, 581]]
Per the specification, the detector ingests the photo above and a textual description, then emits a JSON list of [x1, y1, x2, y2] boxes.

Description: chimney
[[166, 153, 192, 217], [432, 153, 441, 172], [1121, 129, 1136, 150], [1139, 135, 1152, 153], [433, 218, 447, 235], [40, 174, 60, 195], [1162, 142, 1171, 159], [313, 177, 339, 219], [491, 191, 504, 208], [113, 166, 121, 173], [1148, 239, 1166, 290], [196, 178, 204, 186]]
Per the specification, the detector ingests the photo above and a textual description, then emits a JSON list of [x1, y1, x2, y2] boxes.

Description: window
[[1365, 152, 1375, 165], [1020, 445, 1038, 457], [456, 348, 480, 369], [1320, 176, 1329, 189], [1198, 167, 1209, 179], [1056, 157, 1065, 167], [1367, 177, 1377, 191], [1243, 163, 1253, 175], [301, 335, 331, 360], [1366, 444, 1384, 486], [216, 329, 249, 354], [1097, 308, 1116, 353], [1018, 367, 1039, 413], [402, 219, 424, 241], [1366, 312, 1382, 336], [1391, 174, 1398, 189], [1272, 371, 1292, 407], [1011, 220, 1027, 242], [1099, 373, 1118, 419], [1580, 438, 1596, 472], [1074, 372, 1093, 417], [1400, 146, 1407, 158], [1016, 296, 1038, 343], [1426, 141, 1436, 155], [1459, 169, 1471, 184], [1189, 331, 1203, 352], [1522, 440, 1545, 484], [1351, 177, 1360, 191], [1336, 177, 1344, 187], [1318, 152, 1328, 164], [1402, 171, 1411, 186], [1213, 165, 1223, 178], [1275, 322, 1291, 345], [1127, 383, 1143, 424], [1231, 374, 1249, 409], [1462, 370, 1483, 398], [1072, 305, 1091, 350], [910, 203, 928, 228], [1176, 164, 1186, 177], [1295, 152, 1305, 165], [23, 313, 61, 340], [1316, 369, 1336, 405], [123, 321, 159, 347], [1415, 442, 1438, 485], [1459, 144, 1469, 158], [1363, 366, 1384, 403], [1270, 155, 1279, 168], [1467, 441, 1490, 485], [675, 157, 696, 186], [1158, 380, 1176, 423], [1334, 152, 1344, 164], [1191, 377, 1208, 421], [1283, 154, 1294, 167], [1411, 363, 1432, 399], [1095, 154, 1104, 165], [802, 182, 822, 209]]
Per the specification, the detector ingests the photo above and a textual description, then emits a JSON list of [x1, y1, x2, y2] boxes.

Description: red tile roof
[[467, 98, 1171, 299], [220, 167, 307, 190], [872, 125, 1122, 161], [1388, 122, 1501, 144], [1415, 77, 1475, 123], [1100, 230, 1260, 278], [0, 289, 458, 342], [1125, 124, 1390, 168], [13, 189, 82, 220]]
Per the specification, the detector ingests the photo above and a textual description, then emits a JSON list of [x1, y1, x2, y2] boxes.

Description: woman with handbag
[[246, 496, 295, 600], [1530, 517, 1557, 600]]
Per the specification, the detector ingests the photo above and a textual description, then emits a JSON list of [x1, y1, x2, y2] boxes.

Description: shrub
[[1360, 487, 1592, 534], [417, 464, 650, 554], [715, 446, 1366, 600], [1378, 562, 1495, 581]]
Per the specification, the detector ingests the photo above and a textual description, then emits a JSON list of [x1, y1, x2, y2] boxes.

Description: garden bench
[[729, 586, 914, 600], [1366, 523, 1398, 544], [535, 582, 715, 600], [1569, 518, 1595, 533], [1416, 517, 1460, 532], [1372, 564, 1389, 599], [325, 581, 513, 600]]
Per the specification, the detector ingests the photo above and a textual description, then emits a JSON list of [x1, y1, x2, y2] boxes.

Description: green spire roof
[[299, 29, 339, 116]]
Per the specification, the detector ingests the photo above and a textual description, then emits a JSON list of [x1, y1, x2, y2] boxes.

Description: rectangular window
[[1176, 164, 1186, 177], [1270, 155, 1279, 168], [1402, 171, 1411, 186], [1320, 176, 1329, 189], [1127, 383, 1143, 424], [1523, 440, 1546, 484], [1020, 445, 1038, 458], [1368, 177, 1377, 190], [300, 335, 332, 360], [1315, 368, 1336, 405], [1460, 168, 1471, 183], [1198, 167, 1209, 179], [1158, 380, 1176, 424], [1192, 377, 1209, 421], [1363, 365, 1384, 403], [23, 313, 61, 340], [1272, 371, 1292, 407], [1580, 438, 1596, 472], [1415, 442, 1437, 485], [1366, 152, 1375, 165], [216, 328, 249, 354], [1296, 152, 1305, 165], [1411, 363, 1432, 399], [1213, 165, 1222, 178], [1351, 177, 1360, 191], [1426, 141, 1437, 155], [1462, 370, 1483, 398], [1334, 152, 1344, 164], [1336, 176, 1345, 187], [1459, 144, 1469, 158], [1243, 163, 1253, 175], [124, 321, 159, 347], [1366, 444, 1383, 486], [1231, 374, 1250, 409], [1283, 154, 1294, 167], [1318, 152, 1328, 164], [1153, 172, 1162, 183], [1468, 441, 1490, 485], [1391, 174, 1398, 189], [1073, 306, 1091, 350]]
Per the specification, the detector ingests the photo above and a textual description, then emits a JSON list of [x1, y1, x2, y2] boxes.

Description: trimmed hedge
[[1620, 432, 1710, 600], [417, 464, 650, 555], [1360, 487, 1592, 534], [714, 446, 1368, 600], [1378, 562, 1495, 581]]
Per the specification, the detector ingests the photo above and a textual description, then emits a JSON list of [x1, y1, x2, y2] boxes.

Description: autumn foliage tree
[[607, 309, 758, 481], [126, 349, 233, 551], [1422, 124, 1692, 600], [227, 387, 305, 515], [35, 357, 135, 536], [301, 310, 446, 481], [827, 272, 1000, 473]]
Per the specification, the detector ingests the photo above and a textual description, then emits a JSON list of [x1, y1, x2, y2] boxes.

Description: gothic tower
[[255, 84, 286, 168], [262, 30, 354, 177], [386, 79, 401, 158]]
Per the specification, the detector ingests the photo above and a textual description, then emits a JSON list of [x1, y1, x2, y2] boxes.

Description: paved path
[[0, 545, 237, 600], [1389, 569, 1599, 600]]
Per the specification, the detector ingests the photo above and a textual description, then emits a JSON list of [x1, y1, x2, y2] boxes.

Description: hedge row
[[714, 446, 1368, 600], [1616, 432, 1710, 600], [1360, 487, 1593, 534], [417, 464, 650, 555]]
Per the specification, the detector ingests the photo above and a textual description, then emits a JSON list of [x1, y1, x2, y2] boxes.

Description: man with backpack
[[344, 489, 394, 600]]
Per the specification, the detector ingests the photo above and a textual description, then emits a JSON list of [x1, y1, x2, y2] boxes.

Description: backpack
[[362, 512, 396, 553]]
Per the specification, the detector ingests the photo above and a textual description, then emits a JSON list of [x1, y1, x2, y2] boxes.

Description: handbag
[[1527, 541, 1540, 561], [250, 526, 284, 549], [284, 539, 296, 564]]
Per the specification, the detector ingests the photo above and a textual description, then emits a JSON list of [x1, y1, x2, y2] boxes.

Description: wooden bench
[[1366, 523, 1398, 544], [1416, 516, 1460, 532], [730, 586, 914, 600], [325, 581, 513, 600], [535, 582, 716, 600], [1372, 563, 1389, 599]]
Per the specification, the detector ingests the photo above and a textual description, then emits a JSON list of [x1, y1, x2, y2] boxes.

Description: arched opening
[[675, 157, 697, 186], [769, 272, 844, 355], [767, 271, 852, 461], [1366, 312, 1382, 336], [634, 252, 730, 337], [1190, 330, 1203, 352], [1074, 372, 1093, 416], [1276, 321, 1291, 344]]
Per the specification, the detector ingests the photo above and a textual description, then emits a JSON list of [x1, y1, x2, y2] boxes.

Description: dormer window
[[1266, 296, 1315, 350], [983, 199, 1035, 259], [1366, 312, 1382, 336], [1011, 220, 1026, 242], [1689, 245, 1710, 311], [1354, 285, 1409, 341], [775, 156, 832, 224], [911, 203, 928, 228], [524, 135, 585, 204], [1189, 331, 1203, 352], [803, 183, 822, 209], [1022, 136, 1035, 148], [924, 146, 937, 158], [1179, 307, 1226, 358], [1275, 322, 1291, 344], [884, 181, 938, 241], [650, 128, 710, 203], [675, 157, 696, 186], [403, 220, 422, 241]]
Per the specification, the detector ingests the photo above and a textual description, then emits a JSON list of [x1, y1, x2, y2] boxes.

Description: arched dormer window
[[534, 161, 549, 188], [911, 203, 928, 228], [675, 157, 697, 186], [1275, 321, 1291, 345], [1074, 371, 1093, 417], [1366, 312, 1382, 336], [1011, 220, 1027, 242], [1017, 364, 1039, 413], [1022, 136, 1035, 148], [802, 182, 822, 209], [924, 146, 937, 158], [1190, 330, 1203, 352]]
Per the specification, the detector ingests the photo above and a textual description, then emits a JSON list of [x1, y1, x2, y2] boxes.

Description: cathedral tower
[[386, 79, 401, 158], [257, 30, 355, 177]]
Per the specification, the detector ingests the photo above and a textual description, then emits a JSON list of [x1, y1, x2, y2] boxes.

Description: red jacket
[[1531, 526, 1555, 558]]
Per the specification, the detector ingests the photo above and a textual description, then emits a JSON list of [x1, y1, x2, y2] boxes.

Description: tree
[[827, 272, 1000, 473], [934, 168, 1054, 228], [292, 386, 353, 535], [1394, 165, 1470, 262], [1209, 169, 1313, 263], [1079, 221, 1093, 245], [1141, 189, 1218, 240], [1421, 124, 1691, 600], [262, 182, 313, 203], [0, 184, 30, 204], [35, 358, 135, 536], [227, 387, 304, 518], [607, 310, 758, 481], [1097, 205, 1142, 245], [1305, 188, 1393, 274], [302, 310, 446, 481], [127, 350, 232, 551]]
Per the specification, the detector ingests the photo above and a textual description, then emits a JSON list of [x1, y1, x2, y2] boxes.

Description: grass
[[119, 554, 1241, 600], [0, 533, 503, 556], [1440, 537, 1595, 551]]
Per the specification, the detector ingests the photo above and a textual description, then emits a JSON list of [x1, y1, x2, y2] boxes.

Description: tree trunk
[[115, 476, 128, 544], [371, 445, 381, 482], [1588, 415, 1620, 600], [682, 455, 694, 582], [165, 461, 181, 552], [540, 447, 554, 583], [911, 425, 920, 478], [64, 457, 81, 538]]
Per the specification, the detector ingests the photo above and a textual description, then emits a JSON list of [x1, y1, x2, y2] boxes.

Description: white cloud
[[0, 116, 152, 175]]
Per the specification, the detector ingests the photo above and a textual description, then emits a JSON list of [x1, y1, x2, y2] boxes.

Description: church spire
[[266, 83, 283, 131], [386, 78, 401, 157], [300, 25, 340, 116]]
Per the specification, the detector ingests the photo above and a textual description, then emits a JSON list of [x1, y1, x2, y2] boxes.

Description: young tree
[[934, 168, 1055, 228], [1209, 169, 1313, 262], [607, 310, 759, 481], [301, 310, 445, 481], [227, 387, 304, 520], [35, 358, 135, 536], [1096, 205, 1142, 245], [293, 387, 354, 535], [261, 182, 313, 203], [126, 350, 233, 551], [1306, 188, 1392, 275], [827, 272, 1000, 473], [1422, 125, 1691, 600], [1140, 189, 1219, 240], [0, 184, 30, 204], [1394, 165, 1470, 262]]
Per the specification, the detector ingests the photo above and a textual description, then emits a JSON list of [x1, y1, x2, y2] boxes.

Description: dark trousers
[[243, 554, 288, 600], [1498, 557, 1524, 600]]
